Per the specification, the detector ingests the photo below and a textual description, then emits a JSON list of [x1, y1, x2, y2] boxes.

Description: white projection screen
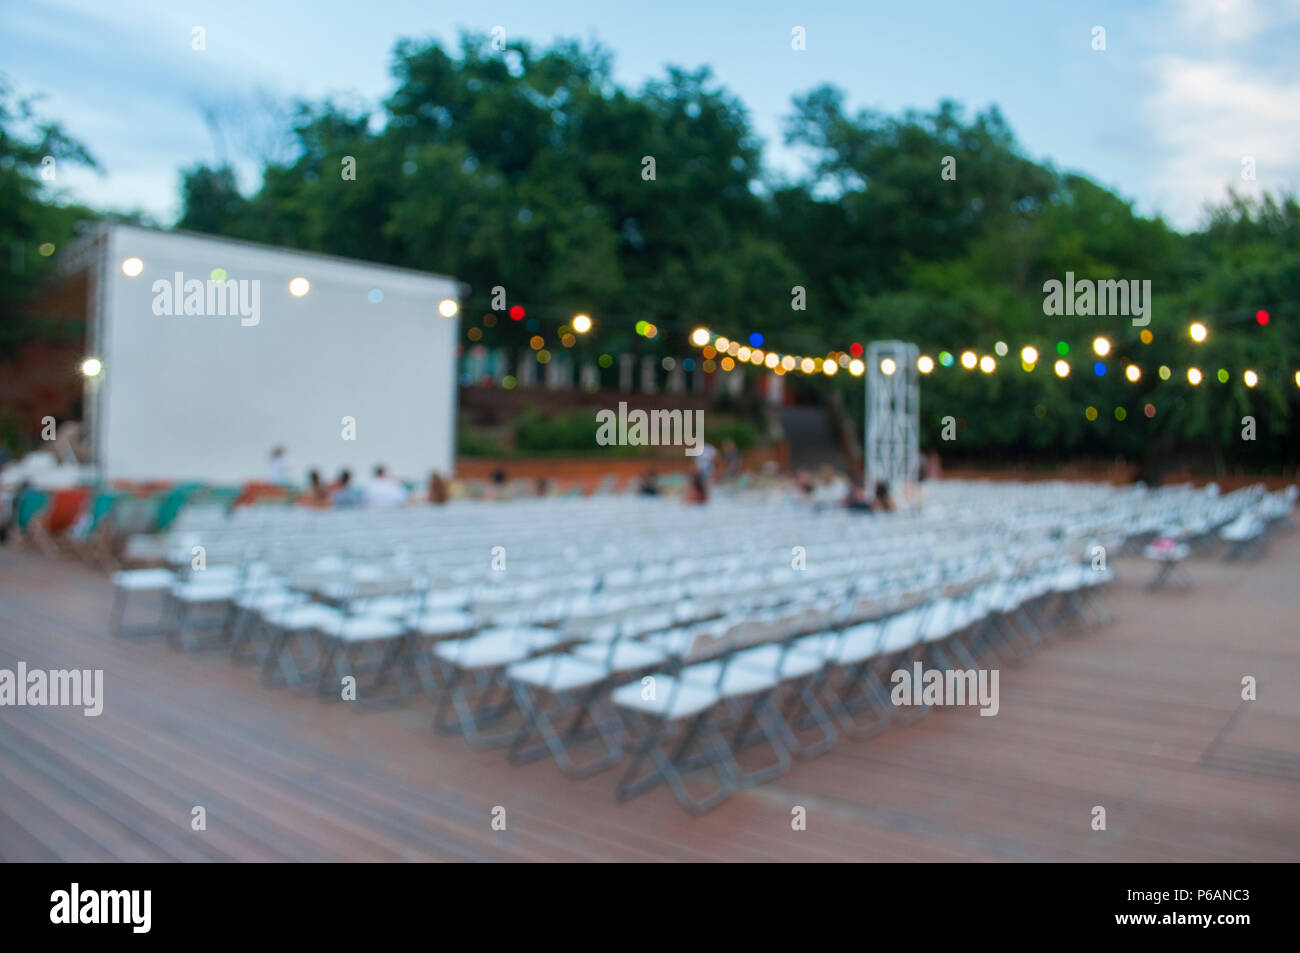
[[89, 225, 460, 484]]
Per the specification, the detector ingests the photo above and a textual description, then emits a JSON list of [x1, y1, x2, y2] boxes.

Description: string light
[[679, 328, 1298, 397]]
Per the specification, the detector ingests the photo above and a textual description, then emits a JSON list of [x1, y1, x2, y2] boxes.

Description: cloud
[[1143, 55, 1300, 228], [1171, 0, 1300, 42]]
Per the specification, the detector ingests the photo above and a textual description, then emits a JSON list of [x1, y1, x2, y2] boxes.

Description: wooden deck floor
[[2, 532, 1298, 862]]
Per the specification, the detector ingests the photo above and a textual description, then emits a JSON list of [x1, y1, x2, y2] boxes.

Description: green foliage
[[0, 76, 98, 354], [513, 408, 602, 453]]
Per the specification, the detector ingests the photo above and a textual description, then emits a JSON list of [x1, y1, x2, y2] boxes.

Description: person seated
[[330, 469, 363, 507], [811, 466, 849, 507], [793, 469, 816, 499], [363, 465, 410, 509], [684, 471, 709, 504], [845, 483, 873, 512], [872, 480, 896, 513], [427, 471, 449, 505], [638, 469, 660, 496], [267, 445, 293, 486], [299, 469, 331, 508]]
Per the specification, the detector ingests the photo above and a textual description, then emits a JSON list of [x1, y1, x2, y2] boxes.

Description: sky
[[3, 0, 1298, 231]]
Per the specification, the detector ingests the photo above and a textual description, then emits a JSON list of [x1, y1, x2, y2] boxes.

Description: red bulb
[[849, 342, 863, 357], [1256, 309, 1269, 326], [509, 305, 525, 321]]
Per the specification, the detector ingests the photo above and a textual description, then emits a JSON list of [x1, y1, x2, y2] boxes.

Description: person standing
[[268, 446, 293, 486]]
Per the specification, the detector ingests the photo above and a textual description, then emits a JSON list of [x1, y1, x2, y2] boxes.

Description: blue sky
[[4, 0, 1298, 230]]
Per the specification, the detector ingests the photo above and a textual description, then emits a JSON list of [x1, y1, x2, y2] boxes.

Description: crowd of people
[[267, 442, 917, 514]]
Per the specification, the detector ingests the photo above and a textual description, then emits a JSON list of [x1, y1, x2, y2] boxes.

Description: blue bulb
[[749, 332, 764, 347], [1094, 362, 1107, 377], [683, 358, 696, 372]]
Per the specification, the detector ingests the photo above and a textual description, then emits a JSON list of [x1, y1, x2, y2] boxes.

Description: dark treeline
[[4, 34, 1299, 471]]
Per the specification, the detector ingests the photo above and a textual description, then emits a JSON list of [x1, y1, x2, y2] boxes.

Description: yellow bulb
[[1189, 322, 1207, 343], [1054, 359, 1070, 378], [849, 359, 865, 376], [1187, 367, 1202, 385], [917, 355, 934, 374], [1243, 370, 1258, 388], [1125, 364, 1141, 382], [572, 314, 592, 333], [1020, 346, 1038, 365], [800, 357, 816, 374], [737, 346, 752, 362], [960, 350, 977, 369], [720, 356, 735, 371], [121, 257, 144, 278], [781, 355, 796, 371], [880, 357, 897, 376], [690, 327, 710, 347], [80, 357, 103, 377], [290, 277, 311, 297], [1092, 337, 1110, 357], [715, 337, 729, 352], [979, 355, 995, 374], [822, 359, 837, 376], [750, 349, 765, 365], [764, 352, 779, 368]]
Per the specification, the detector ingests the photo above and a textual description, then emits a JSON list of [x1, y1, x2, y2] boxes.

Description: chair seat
[[611, 676, 719, 719], [435, 627, 558, 670], [406, 610, 474, 637], [113, 568, 176, 591], [263, 604, 341, 631], [351, 595, 419, 618], [828, 622, 884, 664], [507, 654, 608, 691], [571, 639, 668, 671], [235, 589, 304, 611], [321, 614, 406, 642], [877, 613, 923, 655], [680, 659, 780, 698], [172, 580, 241, 602], [731, 643, 825, 680]]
